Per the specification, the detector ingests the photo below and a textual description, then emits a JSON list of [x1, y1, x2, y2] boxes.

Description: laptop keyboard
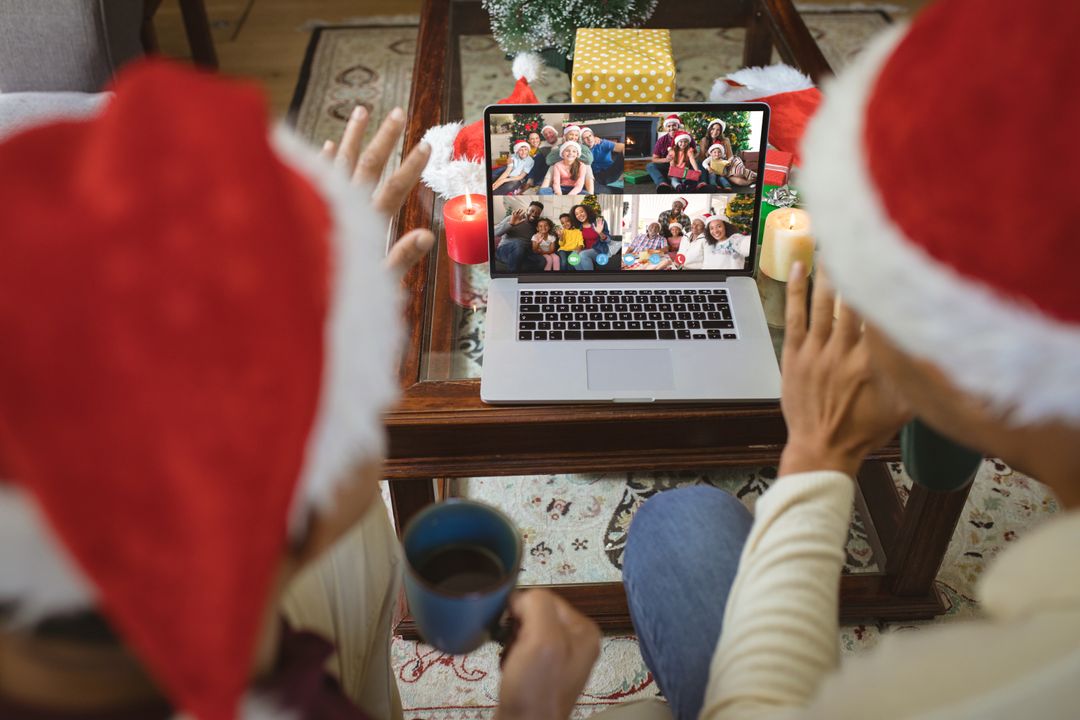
[[517, 288, 737, 341]]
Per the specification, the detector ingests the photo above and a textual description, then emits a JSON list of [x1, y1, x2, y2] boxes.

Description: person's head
[[674, 132, 691, 149], [536, 217, 553, 236], [708, 143, 724, 159], [541, 125, 558, 144], [647, 222, 661, 237], [663, 114, 681, 135], [571, 204, 595, 227], [527, 131, 541, 147], [513, 140, 530, 158], [691, 218, 705, 237], [559, 213, 573, 229], [527, 200, 544, 222], [669, 222, 684, 237], [581, 127, 598, 147], [671, 197, 687, 213], [706, 119, 725, 141], [563, 125, 581, 143], [560, 141, 581, 164], [801, 0, 1080, 492], [706, 217, 735, 244], [0, 62, 405, 717]]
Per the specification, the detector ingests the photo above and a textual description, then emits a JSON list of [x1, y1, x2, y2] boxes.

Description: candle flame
[[465, 192, 474, 212]]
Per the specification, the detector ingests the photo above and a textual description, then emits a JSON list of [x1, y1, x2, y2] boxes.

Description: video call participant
[[494, 200, 546, 272], [658, 197, 691, 239], [569, 203, 611, 271], [701, 214, 751, 270], [625, 222, 673, 271], [539, 141, 593, 196], [528, 124, 561, 187], [492, 140, 534, 195], [581, 127, 624, 186], [668, 131, 703, 192], [647, 113, 695, 193], [546, 125, 593, 166], [556, 213, 585, 270]]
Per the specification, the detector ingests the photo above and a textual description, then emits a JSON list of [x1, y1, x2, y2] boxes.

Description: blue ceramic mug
[[402, 499, 522, 654]]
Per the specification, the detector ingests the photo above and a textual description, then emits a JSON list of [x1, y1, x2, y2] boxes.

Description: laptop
[[480, 102, 781, 403]]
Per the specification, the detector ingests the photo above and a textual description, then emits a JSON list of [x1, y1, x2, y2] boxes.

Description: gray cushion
[[0, 92, 110, 142], [0, 0, 144, 93]]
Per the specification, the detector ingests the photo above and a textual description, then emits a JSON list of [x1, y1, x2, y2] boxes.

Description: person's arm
[[651, 137, 668, 163], [701, 269, 911, 720], [547, 146, 561, 165], [512, 156, 534, 180], [531, 236, 542, 253], [579, 145, 594, 165], [492, 216, 513, 237], [688, 149, 700, 172], [609, 140, 625, 154], [580, 165, 593, 194]]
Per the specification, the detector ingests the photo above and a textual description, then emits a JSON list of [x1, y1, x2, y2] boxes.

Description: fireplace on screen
[[625, 116, 659, 159]]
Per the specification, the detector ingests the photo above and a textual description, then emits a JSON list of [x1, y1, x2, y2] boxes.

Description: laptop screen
[[484, 103, 769, 278]]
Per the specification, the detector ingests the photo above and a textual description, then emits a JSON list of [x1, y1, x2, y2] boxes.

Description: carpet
[[289, 10, 1062, 719]]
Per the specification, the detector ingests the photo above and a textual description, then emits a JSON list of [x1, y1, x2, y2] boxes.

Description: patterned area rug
[[290, 10, 1062, 719]]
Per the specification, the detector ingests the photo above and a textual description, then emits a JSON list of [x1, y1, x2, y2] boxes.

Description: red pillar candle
[[443, 193, 489, 265]]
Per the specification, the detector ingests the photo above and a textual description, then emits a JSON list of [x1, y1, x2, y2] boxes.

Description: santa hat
[[663, 113, 682, 128], [668, 222, 685, 233], [512, 140, 530, 153], [541, 124, 557, 136], [707, 118, 726, 133], [673, 196, 688, 209], [0, 61, 401, 719], [706, 214, 727, 227], [559, 140, 582, 156], [707, 142, 725, 155], [580, 126, 594, 137], [420, 52, 543, 199], [562, 124, 582, 136], [691, 213, 709, 226], [710, 63, 821, 164], [673, 131, 692, 145], [802, 0, 1080, 424]]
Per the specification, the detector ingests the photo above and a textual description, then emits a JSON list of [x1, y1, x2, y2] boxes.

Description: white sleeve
[[701, 471, 854, 720]]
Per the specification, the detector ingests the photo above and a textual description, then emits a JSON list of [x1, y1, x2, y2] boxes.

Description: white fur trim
[[272, 128, 402, 528], [0, 484, 97, 623], [707, 143, 725, 155], [709, 63, 814, 102], [512, 140, 530, 153], [419, 121, 486, 199], [559, 140, 581, 156], [803, 24, 1080, 425], [511, 51, 544, 83], [563, 124, 581, 136], [706, 118, 725, 133]]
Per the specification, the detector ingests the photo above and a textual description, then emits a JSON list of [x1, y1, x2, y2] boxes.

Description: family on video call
[[488, 111, 762, 196], [492, 195, 751, 273]]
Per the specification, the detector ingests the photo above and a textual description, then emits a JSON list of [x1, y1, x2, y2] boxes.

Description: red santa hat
[[710, 63, 821, 164], [663, 113, 682, 128], [541, 124, 557, 136], [421, 52, 542, 199], [706, 118, 726, 133], [802, 0, 1080, 425], [579, 126, 594, 137], [673, 131, 692, 145], [0, 61, 402, 719], [512, 139, 530, 153], [667, 221, 686, 234], [673, 196, 689, 209], [707, 142, 725, 155], [562, 124, 582, 136], [558, 140, 582, 157]]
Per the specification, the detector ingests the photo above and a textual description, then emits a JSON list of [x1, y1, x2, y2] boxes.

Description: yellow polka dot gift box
[[571, 28, 676, 103]]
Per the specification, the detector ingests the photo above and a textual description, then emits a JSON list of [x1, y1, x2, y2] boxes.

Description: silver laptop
[[481, 103, 781, 403]]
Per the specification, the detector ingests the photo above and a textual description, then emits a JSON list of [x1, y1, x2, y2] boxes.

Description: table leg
[[388, 477, 437, 539], [887, 479, 973, 596], [178, 0, 218, 69], [744, 6, 775, 68]]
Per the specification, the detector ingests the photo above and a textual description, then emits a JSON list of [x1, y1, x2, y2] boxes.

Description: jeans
[[494, 239, 544, 273], [707, 172, 733, 190], [538, 185, 585, 196], [646, 161, 670, 187], [623, 486, 754, 720], [557, 250, 577, 270]]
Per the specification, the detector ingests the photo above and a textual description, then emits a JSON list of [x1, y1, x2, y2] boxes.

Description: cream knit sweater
[[700, 471, 1080, 720]]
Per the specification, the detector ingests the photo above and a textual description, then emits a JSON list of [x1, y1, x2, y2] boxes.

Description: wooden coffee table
[[387, 0, 972, 636]]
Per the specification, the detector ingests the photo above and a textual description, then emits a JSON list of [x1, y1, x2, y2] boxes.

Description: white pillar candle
[[759, 208, 813, 281]]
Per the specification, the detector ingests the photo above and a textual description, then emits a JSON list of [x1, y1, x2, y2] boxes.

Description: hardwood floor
[[150, 0, 928, 118]]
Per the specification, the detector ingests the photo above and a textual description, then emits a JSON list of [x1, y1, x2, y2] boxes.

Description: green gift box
[[624, 169, 649, 184], [756, 184, 781, 246]]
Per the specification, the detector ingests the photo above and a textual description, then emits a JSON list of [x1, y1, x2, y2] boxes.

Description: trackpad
[[586, 349, 675, 393]]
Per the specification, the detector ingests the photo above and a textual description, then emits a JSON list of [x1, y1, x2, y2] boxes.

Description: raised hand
[[319, 105, 434, 279], [779, 264, 913, 478]]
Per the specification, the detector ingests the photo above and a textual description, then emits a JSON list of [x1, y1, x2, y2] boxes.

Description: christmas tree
[[679, 111, 752, 153], [581, 194, 602, 218], [483, 0, 658, 58], [725, 194, 755, 234], [508, 113, 544, 153]]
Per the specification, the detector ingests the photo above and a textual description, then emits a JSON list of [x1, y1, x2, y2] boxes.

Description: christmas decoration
[[710, 64, 821, 163], [0, 61, 401, 720], [725, 194, 755, 234], [763, 185, 800, 208], [507, 112, 544, 154], [421, 52, 541, 199], [571, 28, 675, 103], [581, 194, 602, 218], [679, 110, 753, 154], [483, 0, 658, 60], [803, 0, 1080, 423], [762, 149, 793, 186]]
